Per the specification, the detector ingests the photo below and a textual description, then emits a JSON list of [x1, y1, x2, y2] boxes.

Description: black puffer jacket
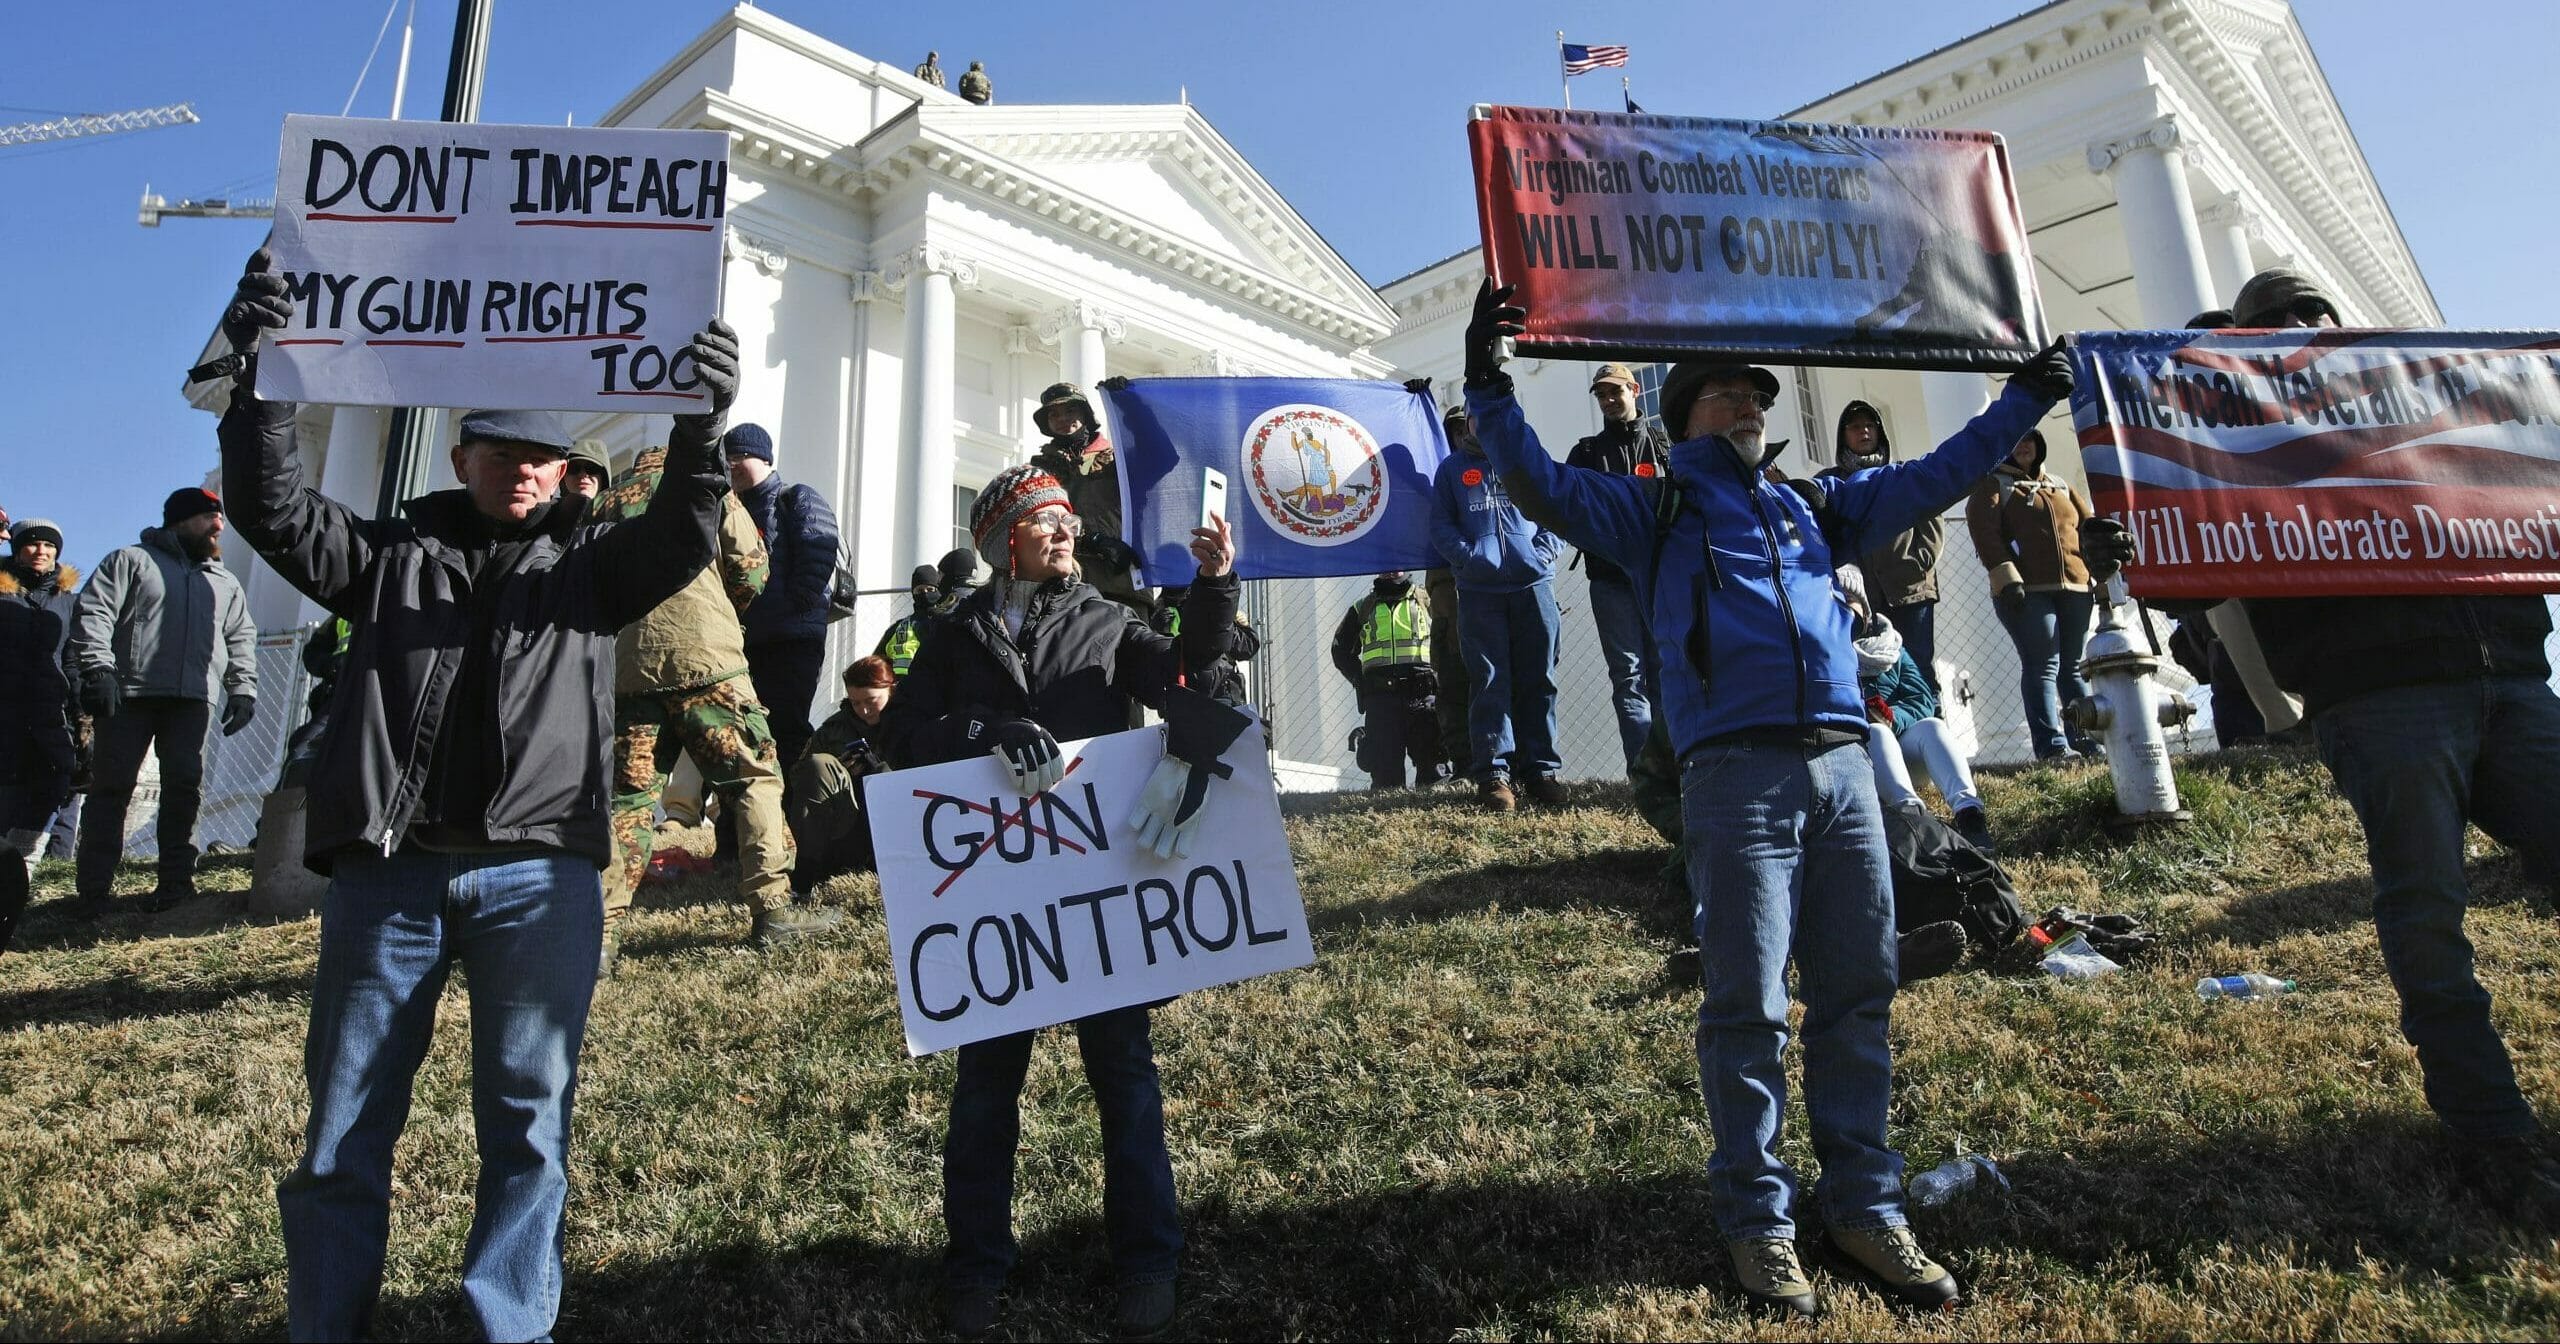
[[1563, 416, 1670, 584], [2246, 594, 2552, 719], [220, 389, 724, 872], [887, 571, 1238, 766], [0, 559, 79, 817]]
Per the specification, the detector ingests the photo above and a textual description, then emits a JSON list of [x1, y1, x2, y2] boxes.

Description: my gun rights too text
[[279, 134, 727, 396], [1496, 145, 1889, 281]]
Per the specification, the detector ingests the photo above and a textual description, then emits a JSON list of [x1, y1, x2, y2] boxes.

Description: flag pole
[[1557, 31, 1569, 108], [1622, 74, 1630, 112]]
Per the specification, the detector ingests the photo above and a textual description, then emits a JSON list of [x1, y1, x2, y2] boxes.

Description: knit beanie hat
[[723, 423, 775, 463], [937, 547, 985, 591], [163, 487, 223, 527], [7, 518, 63, 551], [969, 464, 1071, 571]]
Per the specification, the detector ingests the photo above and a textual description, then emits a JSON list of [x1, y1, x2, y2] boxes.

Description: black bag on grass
[[1882, 804, 2025, 951]]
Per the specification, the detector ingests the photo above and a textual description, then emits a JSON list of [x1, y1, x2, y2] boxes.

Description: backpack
[[1881, 802, 2025, 949], [775, 483, 860, 623]]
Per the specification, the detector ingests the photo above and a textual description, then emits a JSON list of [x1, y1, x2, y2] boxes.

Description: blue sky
[[5, 0, 2552, 577]]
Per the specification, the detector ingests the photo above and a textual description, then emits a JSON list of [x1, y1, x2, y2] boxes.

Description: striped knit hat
[[969, 464, 1071, 571]]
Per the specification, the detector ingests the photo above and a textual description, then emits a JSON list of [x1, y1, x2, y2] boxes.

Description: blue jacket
[[1860, 644, 1939, 735], [738, 474, 839, 646], [1431, 449, 1559, 592], [1465, 378, 2052, 759]]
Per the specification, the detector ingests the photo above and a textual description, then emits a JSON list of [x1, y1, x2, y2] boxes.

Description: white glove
[[1126, 756, 1200, 860]]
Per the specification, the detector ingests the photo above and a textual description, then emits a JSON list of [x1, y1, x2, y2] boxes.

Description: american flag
[[1562, 43, 1628, 76]]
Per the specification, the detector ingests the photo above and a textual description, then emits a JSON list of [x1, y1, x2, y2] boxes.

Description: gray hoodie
[[68, 527, 255, 705]]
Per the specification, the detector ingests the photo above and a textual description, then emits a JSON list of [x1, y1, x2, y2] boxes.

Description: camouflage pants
[[607, 675, 794, 922]]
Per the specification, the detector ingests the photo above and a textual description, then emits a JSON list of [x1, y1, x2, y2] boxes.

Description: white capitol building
[[201, 0, 2434, 786]]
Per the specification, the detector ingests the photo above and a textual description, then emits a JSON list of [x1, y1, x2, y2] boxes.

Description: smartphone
[[1200, 467, 1229, 532]]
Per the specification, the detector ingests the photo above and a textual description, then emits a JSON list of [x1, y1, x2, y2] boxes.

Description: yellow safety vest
[[1358, 593, 1430, 670], [880, 618, 923, 677]]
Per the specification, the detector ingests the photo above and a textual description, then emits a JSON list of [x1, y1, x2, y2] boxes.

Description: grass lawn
[[5, 744, 2559, 1340]]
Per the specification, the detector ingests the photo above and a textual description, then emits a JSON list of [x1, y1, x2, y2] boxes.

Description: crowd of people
[[1, 247, 2555, 1341]]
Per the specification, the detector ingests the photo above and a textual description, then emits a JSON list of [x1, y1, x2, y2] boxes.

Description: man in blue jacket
[[1462, 281, 2071, 1318], [1431, 404, 1564, 811], [727, 423, 840, 786]]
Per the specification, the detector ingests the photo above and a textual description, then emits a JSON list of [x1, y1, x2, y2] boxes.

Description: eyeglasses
[[1019, 513, 1084, 539], [1699, 390, 1777, 412]]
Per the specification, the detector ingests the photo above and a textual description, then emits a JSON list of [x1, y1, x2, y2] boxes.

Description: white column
[[2087, 115, 2218, 328], [2194, 198, 2258, 316], [887, 244, 977, 571], [849, 269, 897, 590], [1038, 299, 1126, 402]]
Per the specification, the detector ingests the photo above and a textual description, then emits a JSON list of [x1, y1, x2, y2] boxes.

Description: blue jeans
[[944, 1005, 1182, 1289], [1683, 741, 1906, 1240], [1995, 589, 2096, 757], [1587, 574, 1655, 768], [2315, 677, 2560, 1140], [1880, 600, 1938, 697], [1458, 582, 1562, 781], [278, 849, 603, 1343]]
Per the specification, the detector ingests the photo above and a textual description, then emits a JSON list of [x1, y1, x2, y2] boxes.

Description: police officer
[[1331, 570, 1444, 789]]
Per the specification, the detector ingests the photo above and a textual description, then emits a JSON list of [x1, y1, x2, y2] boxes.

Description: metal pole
[[388, 0, 416, 120], [376, 0, 493, 521], [1557, 31, 1569, 109]]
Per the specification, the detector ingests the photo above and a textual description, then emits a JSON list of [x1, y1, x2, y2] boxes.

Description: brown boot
[[1523, 774, 1569, 807], [1824, 1223, 1958, 1310], [1725, 1235, 1820, 1319], [1477, 776, 1516, 813]]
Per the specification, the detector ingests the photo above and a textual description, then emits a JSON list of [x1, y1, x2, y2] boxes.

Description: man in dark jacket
[[2216, 268, 2560, 1214], [1331, 571, 1444, 789], [1564, 363, 1671, 767], [727, 422, 839, 784], [1817, 401, 1944, 694], [1027, 381, 1147, 610], [1, 516, 78, 949], [885, 461, 1240, 1340], [1463, 281, 2066, 1318], [67, 487, 258, 910], [215, 249, 736, 1342]]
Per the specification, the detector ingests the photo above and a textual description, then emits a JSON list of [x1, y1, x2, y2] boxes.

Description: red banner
[[1467, 106, 2044, 371], [2071, 329, 2560, 597]]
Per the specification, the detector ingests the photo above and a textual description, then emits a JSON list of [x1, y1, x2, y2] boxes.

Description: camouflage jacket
[[594, 446, 769, 694]]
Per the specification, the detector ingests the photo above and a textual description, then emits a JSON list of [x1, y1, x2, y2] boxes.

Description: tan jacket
[[593, 447, 770, 694], [1966, 462, 2094, 595]]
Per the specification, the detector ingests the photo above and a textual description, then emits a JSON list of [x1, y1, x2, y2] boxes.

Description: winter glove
[[79, 668, 122, 722], [968, 717, 1064, 796], [221, 694, 257, 737], [1464, 280, 1524, 387], [223, 249, 294, 351], [1402, 376, 1434, 396], [1126, 686, 1253, 860], [685, 319, 741, 419], [2081, 517, 2138, 581], [2008, 338, 2075, 402], [1996, 582, 2026, 607]]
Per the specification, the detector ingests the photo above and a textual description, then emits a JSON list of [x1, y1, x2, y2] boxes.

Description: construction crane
[[0, 102, 197, 147], [138, 186, 274, 227]]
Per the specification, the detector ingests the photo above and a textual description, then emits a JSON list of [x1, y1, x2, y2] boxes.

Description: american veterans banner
[[2071, 329, 2560, 598], [261, 114, 728, 411], [1468, 106, 2045, 371], [1102, 377, 1451, 582]]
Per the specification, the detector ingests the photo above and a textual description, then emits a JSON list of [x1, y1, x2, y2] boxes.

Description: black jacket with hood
[[885, 571, 1238, 766], [1813, 400, 1942, 607], [1563, 416, 1671, 584], [2245, 594, 2552, 720], [219, 388, 725, 873]]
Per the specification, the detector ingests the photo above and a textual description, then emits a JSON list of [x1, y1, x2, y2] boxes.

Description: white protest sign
[[871, 722, 1313, 1056], [260, 114, 727, 412]]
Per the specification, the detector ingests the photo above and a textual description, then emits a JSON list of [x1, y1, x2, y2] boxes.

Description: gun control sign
[[1468, 107, 2045, 371], [872, 724, 1313, 1056], [2072, 329, 2560, 597], [257, 114, 727, 411]]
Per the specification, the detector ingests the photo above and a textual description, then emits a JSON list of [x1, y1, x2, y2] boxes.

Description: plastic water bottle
[[1907, 1154, 2005, 1208], [2196, 973, 2294, 1002]]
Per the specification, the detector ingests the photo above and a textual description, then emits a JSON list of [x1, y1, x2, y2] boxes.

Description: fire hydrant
[[2067, 591, 2195, 829]]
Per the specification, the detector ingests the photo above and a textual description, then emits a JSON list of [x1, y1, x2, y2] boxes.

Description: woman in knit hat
[[884, 461, 1244, 1340]]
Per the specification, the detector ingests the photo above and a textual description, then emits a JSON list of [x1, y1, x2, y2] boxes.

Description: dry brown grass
[[5, 744, 2558, 1340]]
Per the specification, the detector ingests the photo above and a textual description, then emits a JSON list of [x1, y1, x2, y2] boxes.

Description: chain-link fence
[[122, 629, 316, 858]]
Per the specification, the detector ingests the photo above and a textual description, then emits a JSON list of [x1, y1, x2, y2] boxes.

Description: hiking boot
[[1478, 777, 1516, 812], [1952, 806, 1995, 854], [1825, 1223, 1958, 1310], [944, 1284, 1002, 1338], [2455, 1132, 2560, 1228], [1524, 774, 1570, 807], [750, 902, 843, 948], [1112, 1280, 1178, 1339], [1725, 1235, 1820, 1319], [1897, 920, 1969, 985]]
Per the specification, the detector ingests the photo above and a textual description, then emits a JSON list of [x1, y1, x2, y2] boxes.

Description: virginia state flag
[[1100, 378, 1451, 582]]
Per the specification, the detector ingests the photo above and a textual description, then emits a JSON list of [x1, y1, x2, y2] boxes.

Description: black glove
[[79, 669, 122, 722], [1464, 280, 1524, 387], [2081, 517, 2137, 581], [1097, 375, 1132, 393], [1403, 376, 1433, 396], [223, 249, 295, 352], [686, 318, 741, 418], [1162, 684, 1252, 819], [2009, 338, 2074, 402], [968, 717, 1064, 795], [221, 694, 257, 737]]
